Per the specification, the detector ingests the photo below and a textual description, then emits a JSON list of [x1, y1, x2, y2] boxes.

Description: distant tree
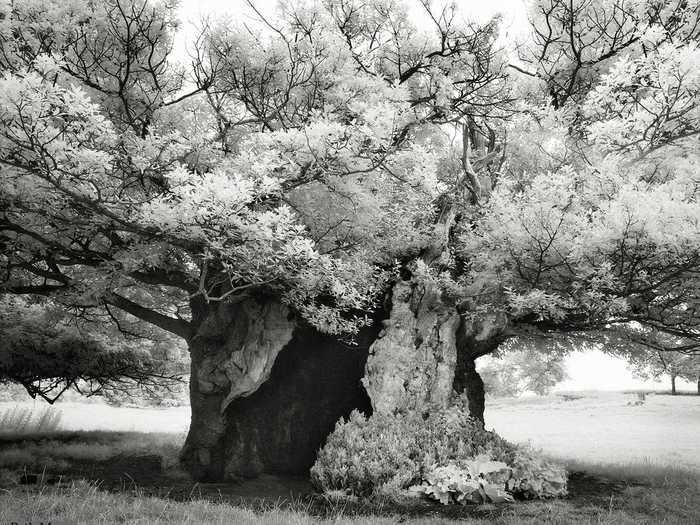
[[614, 329, 700, 395], [479, 342, 568, 397], [635, 353, 700, 395]]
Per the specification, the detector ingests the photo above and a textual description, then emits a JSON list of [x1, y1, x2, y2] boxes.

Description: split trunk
[[180, 280, 506, 481]]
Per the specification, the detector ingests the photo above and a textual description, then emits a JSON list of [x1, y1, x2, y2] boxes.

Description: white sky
[[556, 350, 696, 392], [175, 0, 532, 56], [175, 1, 695, 393], [178, 0, 530, 25]]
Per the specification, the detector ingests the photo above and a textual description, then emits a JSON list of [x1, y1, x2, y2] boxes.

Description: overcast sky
[[178, 0, 531, 27], [175, 0, 532, 58]]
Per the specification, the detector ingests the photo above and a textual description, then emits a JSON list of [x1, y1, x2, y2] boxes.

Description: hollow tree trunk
[[181, 279, 507, 481], [181, 296, 295, 481], [671, 374, 677, 395], [181, 296, 379, 481]]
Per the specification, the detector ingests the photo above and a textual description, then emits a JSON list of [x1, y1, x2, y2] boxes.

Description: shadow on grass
[[4, 429, 695, 522]]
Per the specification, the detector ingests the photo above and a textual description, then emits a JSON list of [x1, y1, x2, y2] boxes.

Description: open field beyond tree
[[4, 392, 698, 467]]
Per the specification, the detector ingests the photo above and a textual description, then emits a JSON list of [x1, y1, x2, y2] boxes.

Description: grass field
[[0, 391, 698, 524], [487, 391, 700, 470]]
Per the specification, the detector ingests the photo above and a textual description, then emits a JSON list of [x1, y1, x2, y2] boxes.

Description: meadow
[[0, 391, 698, 524]]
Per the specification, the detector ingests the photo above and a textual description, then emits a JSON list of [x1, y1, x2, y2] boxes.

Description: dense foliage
[[0, 0, 698, 404], [311, 402, 567, 502]]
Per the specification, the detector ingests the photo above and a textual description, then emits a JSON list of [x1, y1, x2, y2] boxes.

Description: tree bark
[[453, 313, 509, 424], [363, 279, 460, 416], [182, 336, 228, 481], [362, 278, 507, 424], [697, 375, 699, 396], [671, 374, 677, 395], [180, 295, 380, 481]]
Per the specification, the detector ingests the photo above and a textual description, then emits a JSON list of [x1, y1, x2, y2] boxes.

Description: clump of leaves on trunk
[[311, 403, 567, 504]]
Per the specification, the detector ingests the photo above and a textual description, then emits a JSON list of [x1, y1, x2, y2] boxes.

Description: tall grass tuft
[[0, 404, 63, 437]]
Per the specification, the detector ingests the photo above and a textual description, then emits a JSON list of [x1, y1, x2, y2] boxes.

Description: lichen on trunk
[[363, 278, 460, 415], [362, 278, 506, 423]]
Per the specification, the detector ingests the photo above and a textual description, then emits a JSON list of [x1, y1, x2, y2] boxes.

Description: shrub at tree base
[[311, 404, 567, 504]]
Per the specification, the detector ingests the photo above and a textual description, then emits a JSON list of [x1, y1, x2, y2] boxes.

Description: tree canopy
[[478, 342, 568, 397], [1, 0, 699, 380]]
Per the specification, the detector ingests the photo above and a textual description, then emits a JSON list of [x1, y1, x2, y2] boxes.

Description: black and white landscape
[[1, 0, 699, 523]]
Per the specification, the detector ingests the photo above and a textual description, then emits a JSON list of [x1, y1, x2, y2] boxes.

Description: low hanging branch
[[0, 320, 186, 404]]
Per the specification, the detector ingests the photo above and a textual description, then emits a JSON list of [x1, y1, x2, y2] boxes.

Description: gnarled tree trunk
[[453, 312, 509, 423], [180, 278, 509, 481], [363, 279, 460, 415], [181, 296, 378, 481], [362, 278, 508, 424]]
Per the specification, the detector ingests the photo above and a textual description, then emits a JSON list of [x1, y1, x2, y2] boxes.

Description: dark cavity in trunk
[[181, 296, 381, 481]]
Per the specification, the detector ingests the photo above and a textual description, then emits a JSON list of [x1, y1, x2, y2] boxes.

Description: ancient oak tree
[[1, 0, 699, 480]]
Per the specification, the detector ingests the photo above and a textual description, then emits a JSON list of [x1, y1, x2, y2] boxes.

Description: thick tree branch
[[104, 292, 192, 339]]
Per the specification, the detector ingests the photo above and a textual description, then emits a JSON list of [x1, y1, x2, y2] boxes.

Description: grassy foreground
[[1, 394, 698, 524], [0, 471, 698, 525], [0, 453, 698, 524]]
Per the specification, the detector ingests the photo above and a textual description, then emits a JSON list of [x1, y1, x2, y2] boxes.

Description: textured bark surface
[[453, 312, 509, 423], [456, 312, 509, 361], [362, 279, 509, 421], [363, 279, 460, 414], [181, 297, 295, 481], [181, 296, 378, 481]]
